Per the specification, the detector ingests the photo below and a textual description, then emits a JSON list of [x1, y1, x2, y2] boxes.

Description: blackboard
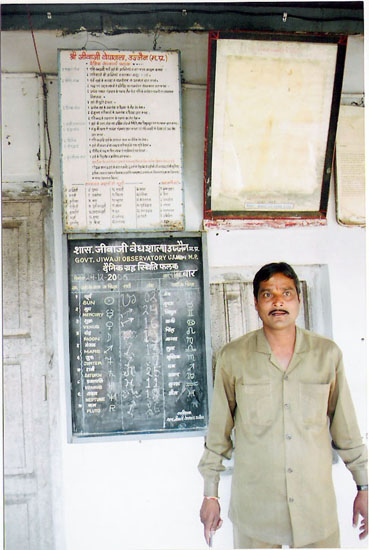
[[67, 234, 209, 437]]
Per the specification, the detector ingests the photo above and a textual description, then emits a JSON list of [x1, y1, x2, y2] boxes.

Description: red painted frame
[[203, 31, 347, 227]]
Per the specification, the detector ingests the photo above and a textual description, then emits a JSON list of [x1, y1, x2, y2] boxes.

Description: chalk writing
[[68, 236, 208, 436]]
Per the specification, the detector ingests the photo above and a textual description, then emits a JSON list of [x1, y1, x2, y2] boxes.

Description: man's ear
[[254, 297, 258, 311]]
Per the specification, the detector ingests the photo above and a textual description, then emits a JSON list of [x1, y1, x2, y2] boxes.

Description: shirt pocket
[[299, 383, 330, 426], [239, 383, 273, 426]]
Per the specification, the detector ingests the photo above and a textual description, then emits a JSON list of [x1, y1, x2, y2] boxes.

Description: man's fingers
[[353, 491, 368, 539], [200, 498, 222, 545], [354, 513, 368, 539], [204, 525, 211, 545], [359, 519, 368, 539], [206, 518, 221, 536], [204, 523, 222, 546]]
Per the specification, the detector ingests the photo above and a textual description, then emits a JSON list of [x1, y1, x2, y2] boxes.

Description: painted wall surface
[[1, 30, 366, 550]]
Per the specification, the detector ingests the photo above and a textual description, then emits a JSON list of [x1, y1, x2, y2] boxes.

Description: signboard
[[335, 104, 365, 226], [204, 32, 347, 224], [59, 49, 184, 232], [67, 234, 209, 438]]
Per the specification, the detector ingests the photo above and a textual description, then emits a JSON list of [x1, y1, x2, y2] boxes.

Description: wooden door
[[3, 198, 55, 550]]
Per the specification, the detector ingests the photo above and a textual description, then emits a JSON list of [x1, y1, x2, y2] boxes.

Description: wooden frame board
[[65, 232, 212, 440], [58, 49, 184, 233], [335, 104, 365, 226], [204, 32, 347, 225]]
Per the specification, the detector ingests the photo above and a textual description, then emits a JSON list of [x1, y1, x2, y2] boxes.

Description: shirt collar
[[294, 326, 310, 353], [255, 325, 310, 354], [255, 328, 271, 354]]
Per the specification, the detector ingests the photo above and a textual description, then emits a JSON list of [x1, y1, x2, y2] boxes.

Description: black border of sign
[[65, 231, 213, 442], [204, 31, 347, 222]]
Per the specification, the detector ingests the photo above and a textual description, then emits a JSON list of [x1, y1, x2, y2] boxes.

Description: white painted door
[[3, 198, 55, 550]]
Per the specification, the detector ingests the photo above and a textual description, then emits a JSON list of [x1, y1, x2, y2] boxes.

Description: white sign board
[[59, 50, 184, 232], [335, 105, 365, 226], [210, 39, 337, 212]]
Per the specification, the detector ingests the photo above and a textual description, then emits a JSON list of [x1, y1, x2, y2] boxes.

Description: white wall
[[1, 30, 366, 550]]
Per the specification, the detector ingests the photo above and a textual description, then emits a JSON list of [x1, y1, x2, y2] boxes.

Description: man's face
[[254, 272, 300, 332]]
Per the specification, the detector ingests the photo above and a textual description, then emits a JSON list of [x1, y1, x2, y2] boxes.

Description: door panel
[[4, 361, 34, 474], [3, 198, 54, 550]]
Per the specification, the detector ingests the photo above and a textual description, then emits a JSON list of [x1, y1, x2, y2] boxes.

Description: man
[[199, 262, 367, 548]]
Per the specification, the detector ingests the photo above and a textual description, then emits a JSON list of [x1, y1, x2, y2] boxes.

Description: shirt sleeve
[[328, 349, 368, 486], [198, 347, 236, 497]]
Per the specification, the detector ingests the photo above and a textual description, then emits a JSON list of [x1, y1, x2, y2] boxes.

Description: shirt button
[[284, 403, 290, 409], [284, 375, 289, 381], [287, 468, 293, 473], [286, 434, 292, 440], [289, 497, 294, 503]]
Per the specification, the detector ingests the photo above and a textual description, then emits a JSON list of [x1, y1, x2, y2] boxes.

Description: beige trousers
[[233, 526, 340, 549]]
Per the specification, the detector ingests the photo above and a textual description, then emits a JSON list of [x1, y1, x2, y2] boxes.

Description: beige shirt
[[198, 327, 367, 547]]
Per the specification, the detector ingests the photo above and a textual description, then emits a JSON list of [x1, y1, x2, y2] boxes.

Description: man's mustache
[[269, 309, 289, 315]]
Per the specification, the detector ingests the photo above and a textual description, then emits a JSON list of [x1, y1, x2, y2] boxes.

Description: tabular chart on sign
[[59, 50, 184, 232], [68, 236, 208, 437]]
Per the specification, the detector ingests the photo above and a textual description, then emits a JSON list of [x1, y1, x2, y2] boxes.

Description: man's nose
[[273, 295, 284, 307]]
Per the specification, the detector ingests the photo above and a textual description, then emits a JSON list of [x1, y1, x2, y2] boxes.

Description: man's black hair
[[253, 262, 301, 299]]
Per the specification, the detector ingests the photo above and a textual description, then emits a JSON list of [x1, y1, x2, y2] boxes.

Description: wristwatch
[[357, 484, 368, 491]]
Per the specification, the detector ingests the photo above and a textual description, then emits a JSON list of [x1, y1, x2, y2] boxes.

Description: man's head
[[253, 263, 301, 332], [253, 262, 301, 300]]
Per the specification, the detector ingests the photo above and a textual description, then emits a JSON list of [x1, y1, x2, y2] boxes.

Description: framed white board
[[204, 32, 347, 224], [335, 104, 365, 226], [59, 49, 184, 233]]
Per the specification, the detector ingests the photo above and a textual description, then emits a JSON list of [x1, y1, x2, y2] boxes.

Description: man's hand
[[200, 497, 223, 545], [353, 490, 368, 539]]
